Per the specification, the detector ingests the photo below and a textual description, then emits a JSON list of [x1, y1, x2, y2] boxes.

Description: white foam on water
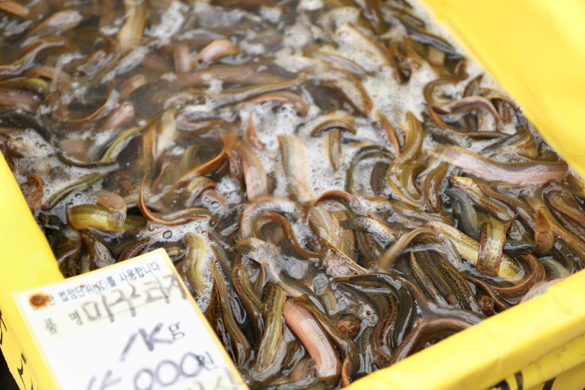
[[146, 1, 188, 43], [281, 254, 310, 279], [299, 0, 324, 12], [10, 130, 117, 214], [282, 20, 314, 50], [259, 6, 282, 24], [361, 62, 436, 124], [318, 7, 361, 30], [216, 176, 243, 206], [239, 38, 266, 56]]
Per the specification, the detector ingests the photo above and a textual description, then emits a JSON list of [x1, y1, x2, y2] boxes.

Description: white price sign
[[14, 249, 247, 390]]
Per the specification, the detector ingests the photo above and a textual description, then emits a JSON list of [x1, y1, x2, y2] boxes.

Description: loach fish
[[2, 0, 585, 387]]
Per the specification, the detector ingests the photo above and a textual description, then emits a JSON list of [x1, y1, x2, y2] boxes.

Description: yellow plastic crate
[[1, 0, 585, 389]]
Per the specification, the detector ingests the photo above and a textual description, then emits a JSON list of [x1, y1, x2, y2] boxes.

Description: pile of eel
[[1, 0, 583, 387]]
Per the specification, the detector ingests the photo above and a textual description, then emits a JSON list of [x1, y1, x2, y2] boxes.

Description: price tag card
[[14, 249, 247, 390]]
